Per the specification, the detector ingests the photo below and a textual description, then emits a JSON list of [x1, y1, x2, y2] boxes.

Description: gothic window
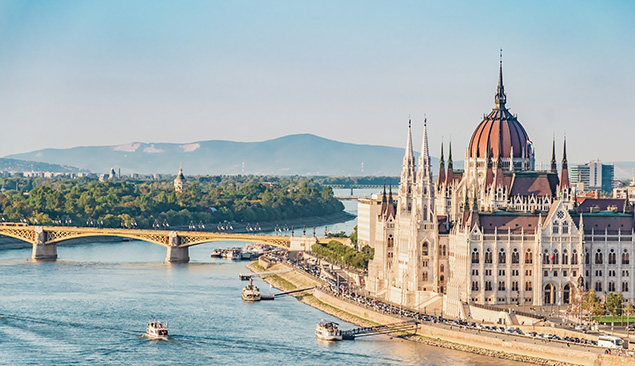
[[443, 245, 447, 256], [498, 281, 505, 291], [512, 249, 519, 264], [387, 235, 394, 248], [552, 221, 559, 234], [572, 250, 578, 265], [585, 249, 589, 265], [553, 250, 559, 264], [485, 249, 493, 264], [471, 248, 479, 264], [485, 281, 492, 291], [498, 249, 506, 264], [472, 281, 479, 291], [440, 275, 444, 282], [525, 249, 532, 264], [595, 282, 602, 292], [512, 281, 519, 291], [595, 249, 603, 265], [422, 242, 428, 256], [440, 264, 445, 273], [623, 250, 630, 265], [609, 282, 616, 292], [563, 249, 569, 265], [423, 271, 428, 281], [609, 249, 616, 265], [623, 282, 629, 292], [525, 281, 532, 291], [543, 250, 550, 265], [562, 221, 569, 234]]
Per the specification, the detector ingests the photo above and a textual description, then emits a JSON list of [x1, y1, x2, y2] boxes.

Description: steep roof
[[478, 212, 540, 234], [509, 172, 558, 197]]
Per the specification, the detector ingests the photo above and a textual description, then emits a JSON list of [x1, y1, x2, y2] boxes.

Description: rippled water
[[0, 240, 525, 365]]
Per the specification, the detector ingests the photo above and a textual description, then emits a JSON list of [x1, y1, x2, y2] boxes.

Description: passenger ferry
[[242, 278, 262, 302], [315, 320, 342, 341], [144, 320, 169, 340]]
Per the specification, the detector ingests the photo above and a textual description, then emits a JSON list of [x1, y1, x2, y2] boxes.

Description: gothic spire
[[419, 117, 432, 178], [550, 137, 558, 174], [560, 137, 570, 189], [404, 119, 415, 166], [446, 141, 454, 186], [438, 142, 446, 186], [495, 49, 507, 108]]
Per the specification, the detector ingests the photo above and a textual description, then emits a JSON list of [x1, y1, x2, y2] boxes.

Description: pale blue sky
[[0, 0, 633, 166]]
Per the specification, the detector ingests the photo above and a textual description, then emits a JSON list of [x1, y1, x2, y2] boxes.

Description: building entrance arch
[[544, 283, 556, 305], [563, 283, 572, 304]]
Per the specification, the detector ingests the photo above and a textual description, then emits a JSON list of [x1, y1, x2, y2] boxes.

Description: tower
[[174, 168, 187, 193]]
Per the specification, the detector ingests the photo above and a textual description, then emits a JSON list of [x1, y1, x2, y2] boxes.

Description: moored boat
[[144, 320, 169, 340], [315, 320, 342, 341], [242, 278, 261, 302]]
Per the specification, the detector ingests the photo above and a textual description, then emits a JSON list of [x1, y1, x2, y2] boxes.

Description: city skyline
[[0, 1, 633, 165]]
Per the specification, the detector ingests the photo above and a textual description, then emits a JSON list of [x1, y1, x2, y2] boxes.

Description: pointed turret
[[446, 141, 454, 186], [495, 50, 507, 109], [385, 184, 396, 219], [437, 142, 446, 187], [380, 184, 387, 217], [484, 149, 494, 188], [403, 119, 415, 169], [560, 138, 570, 189], [550, 138, 557, 173], [418, 118, 432, 180]]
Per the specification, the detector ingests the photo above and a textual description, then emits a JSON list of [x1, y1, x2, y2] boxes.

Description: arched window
[[609, 282, 616, 292], [563, 249, 569, 265], [512, 248, 519, 264], [553, 250, 559, 264], [552, 221, 559, 234], [525, 249, 533, 264], [498, 249, 506, 264], [471, 248, 479, 264], [609, 249, 616, 265], [440, 275, 444, 282], [387, 235, 394, 248], [440, 264, 445, 273], [623, 250, 630, 265], [423, 271, 428, 281], [443, 245, 447, 256], [562, 221, 569, 234], [595, 249, 603, 265], [572, 249, 578, 265], [585, 249, 589, 264], [485, 249, 492, 264], [422, 242, 428, 256], [563, 284, 571, 304], [595, 281, 602, 292], [543, 250, 550, 265]]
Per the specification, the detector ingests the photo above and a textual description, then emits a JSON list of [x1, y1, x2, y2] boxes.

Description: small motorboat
[[144, 320, 169, 340], [242, 278, 262, 302], [315, 320, 342, 341]]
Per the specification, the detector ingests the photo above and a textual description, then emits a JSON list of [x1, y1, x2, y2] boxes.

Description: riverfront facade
[[361, 61, 635, 319]]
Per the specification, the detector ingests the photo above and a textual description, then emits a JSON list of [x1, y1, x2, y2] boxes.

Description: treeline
[[0, 176, 344, 229], [311, 240, 374, 270]]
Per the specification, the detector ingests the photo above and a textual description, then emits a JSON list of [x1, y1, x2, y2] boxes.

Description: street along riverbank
[[247, 260, 628, 366]]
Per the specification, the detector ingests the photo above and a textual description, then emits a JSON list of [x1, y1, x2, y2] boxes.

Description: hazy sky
[[0, 0, 633, 165]]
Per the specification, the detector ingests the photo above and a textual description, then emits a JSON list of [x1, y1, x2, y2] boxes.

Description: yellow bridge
[[0, 223, 306, 263]]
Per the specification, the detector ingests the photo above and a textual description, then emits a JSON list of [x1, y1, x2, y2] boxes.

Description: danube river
[[0, 241, 526, 365]]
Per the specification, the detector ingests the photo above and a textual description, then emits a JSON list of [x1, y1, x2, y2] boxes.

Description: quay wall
[[314, 289, 622, 366]]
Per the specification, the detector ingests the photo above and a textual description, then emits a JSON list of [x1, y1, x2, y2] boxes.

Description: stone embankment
[[247, 260, 629, 366]]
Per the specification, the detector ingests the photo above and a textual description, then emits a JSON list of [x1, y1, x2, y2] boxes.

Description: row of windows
[[594, 282, 630, 292], [542, 249, 579, 265], [472, 281, 532, 291], [471, 297, 534, 303], [472, 248, 532, 264], [471, 269, 532, 276], [588, 249, 630, 265], [586, 270, 630, 277], [422, 243, 447, 256]]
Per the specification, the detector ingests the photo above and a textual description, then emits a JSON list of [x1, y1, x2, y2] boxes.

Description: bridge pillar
[[32, 226, 57, 260], [165, 231, 189, 263]]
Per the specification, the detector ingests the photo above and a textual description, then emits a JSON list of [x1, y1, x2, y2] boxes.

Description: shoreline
[[247, 261, 586, 366]]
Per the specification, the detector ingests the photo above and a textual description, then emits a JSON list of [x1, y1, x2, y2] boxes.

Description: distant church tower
[[174, 168, 187, 193]]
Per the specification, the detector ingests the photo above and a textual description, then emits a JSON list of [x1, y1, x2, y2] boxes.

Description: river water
[[0, 192, 525, 365]]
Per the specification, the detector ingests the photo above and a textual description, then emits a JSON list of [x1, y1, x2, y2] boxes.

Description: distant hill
[[0, 158, 85, 173], [5, 134, 452, 176]]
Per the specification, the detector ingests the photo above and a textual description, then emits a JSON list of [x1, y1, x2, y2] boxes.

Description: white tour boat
[[144, 320, 169, 340], [242, 278, 262, 302], [315, 320, 342, 341]]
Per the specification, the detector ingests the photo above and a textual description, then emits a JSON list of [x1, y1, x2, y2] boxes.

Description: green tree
[[606, 292, 625, 316]]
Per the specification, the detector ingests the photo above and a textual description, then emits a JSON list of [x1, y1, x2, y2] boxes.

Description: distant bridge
[[0, 223, 295, 263]]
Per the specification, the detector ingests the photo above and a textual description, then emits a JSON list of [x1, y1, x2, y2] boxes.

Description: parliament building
[[359, 61, 634, 319]]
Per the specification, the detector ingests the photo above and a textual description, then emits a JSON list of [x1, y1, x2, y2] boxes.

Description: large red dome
[[468, 108, 530, 159], [467, 62, 531, 159]]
